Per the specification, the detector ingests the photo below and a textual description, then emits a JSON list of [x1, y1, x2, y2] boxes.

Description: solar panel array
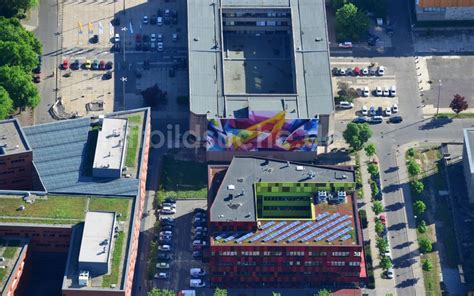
[[274, 221, 313, 242], [299, 214, 349, 242], [326, 227, 353, 242], [224, 232, 242, 242], [339, 234, 351, 241], [249, 221, 287, 242], [260, 221, 275, 230], [316, 212, 330, 221], [288, 213, 340, 243], [262, 221, 300, 242], [215, 232, 231, 240], [315, 220, 352, 241], [235, 232, 254, 243]]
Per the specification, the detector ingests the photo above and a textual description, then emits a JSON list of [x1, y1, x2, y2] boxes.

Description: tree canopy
[[0, 86, 13, 119], [380, 256, 393, 271], [0, 0, 38, 18], [411, 180, 424, 194], [335, 3, 369, 41], [376, 237, 389, 254], [450, 94, 468, 115], [418, 237, 433, 253], [214, 288, 228, 296], [0, 17, 41, 54], [413, 200, 427, 216], [372, 200, 384, 215], [0, 65, 40, 109], [147, 289, 174, 296], [343, 122, 372, 151], [365, 143, 376, 157], [0, 40, 38, 72]]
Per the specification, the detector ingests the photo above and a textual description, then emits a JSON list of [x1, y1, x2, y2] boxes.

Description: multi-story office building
[[207, 157, 367, 288]]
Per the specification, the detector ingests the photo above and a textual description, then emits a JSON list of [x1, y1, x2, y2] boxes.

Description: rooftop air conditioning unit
[[227, 184, 235, 190], [78, 271, 90, 287], [296, 166, 304, 171]]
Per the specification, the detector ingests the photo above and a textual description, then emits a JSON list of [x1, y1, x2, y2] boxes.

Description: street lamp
[[121, 26, 128, 63], [120, 76, 127, 110], [436, 79, 442, 116]]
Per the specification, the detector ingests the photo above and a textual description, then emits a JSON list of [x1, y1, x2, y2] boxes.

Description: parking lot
[[57, 0, 189, 116], [331, 61, 400, 122], [154, 199, 208, 294]]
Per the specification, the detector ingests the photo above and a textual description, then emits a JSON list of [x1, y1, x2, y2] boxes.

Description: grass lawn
[[102, 232, 125, 288], [127, 114, 142, 124], [0, 196, 87, 220], [0, 218, 80, 224], [2, 246, 18, 259], [125, 126, 139, 167], [0, 267, 6, 284], [159, 153, 208, 199], [89, 198, 130, 221], [435, 113, 474, 119], [422, 252, 441, 296]]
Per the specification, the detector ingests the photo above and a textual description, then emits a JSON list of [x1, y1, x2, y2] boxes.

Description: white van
[[190, 279, 205, 288], [389, 85, 396, 97], [362, 86, 369, 97]]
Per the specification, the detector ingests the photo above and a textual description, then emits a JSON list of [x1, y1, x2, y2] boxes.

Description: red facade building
[[208, 157, 367, 288]]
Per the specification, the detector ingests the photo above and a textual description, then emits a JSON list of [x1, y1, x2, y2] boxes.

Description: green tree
[[367, 162, 379, 177], [376, 237, 389, 254], [0, 17, 42, 54], [317, 289, 332, 296], [413, 200, 427, 216], [407, 148, 416, 157], [0, 0, 38, 18], [336, 3, 370, 41], [417, 220, 427, 234], [419, 238, 433, 253], [407, 159, 421, 176], [375, 220, 384, 236], [0, 86, 13, 119], [450, 94, 468, 115], [365, 143, 376, 157], [410, 180, 424, 194], [272, 293, 282, 296], [0, 40, 38, 72], [422, 258, 433, 271], [147, 289, 175, 296], [214, 288, 228, 296], [343, 122, 372, 151], [370, 181, 379, 199], [372, 200, 384, 215], [380, 256, 393, 271], [0, 65, 40, 110]]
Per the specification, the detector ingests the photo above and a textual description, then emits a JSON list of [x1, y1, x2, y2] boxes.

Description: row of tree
[[0, 16, 41, 119]]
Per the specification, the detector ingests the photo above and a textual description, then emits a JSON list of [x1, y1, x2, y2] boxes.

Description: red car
[[379, 214, 386, 225], [353, 67, 361, 76], [99, 60, 106, 70], [62, 59, 69, 70]]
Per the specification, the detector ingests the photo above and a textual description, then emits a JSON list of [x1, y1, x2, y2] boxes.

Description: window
[[304, 261, 322, 267], [423, 7, 446, 13], [332, 251, 349, 257], [329, 261, 346, 267], [286, 251, 305, 256], [263, 251, 282, 256], [349, 261, 361, 267]]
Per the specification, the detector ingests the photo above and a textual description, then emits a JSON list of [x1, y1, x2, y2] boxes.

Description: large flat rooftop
[[209, 157, 355, 222], [0, 119, 30, 155], [187, 0, 334, 118], [211, 194, 359, 246], [93, 119, 127, 173], [78, 212, 115, 266]]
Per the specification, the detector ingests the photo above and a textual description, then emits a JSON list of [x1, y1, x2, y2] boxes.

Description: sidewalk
[[359, 152, 398, 296], [395, 144, 426, 296]]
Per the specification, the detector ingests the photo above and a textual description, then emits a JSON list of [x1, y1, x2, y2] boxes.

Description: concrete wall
[[0, 225, 72, 253], [462, 142, 474, 203]]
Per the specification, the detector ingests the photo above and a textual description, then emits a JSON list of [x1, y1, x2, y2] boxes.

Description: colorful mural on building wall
[[207, 111, 319, 151]]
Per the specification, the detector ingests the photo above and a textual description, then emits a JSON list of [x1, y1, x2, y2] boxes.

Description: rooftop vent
[[296, 166, 304, 171], [237, 177, 244, 182], [227, 184, 235, 190], [78, 271, 90, 287]]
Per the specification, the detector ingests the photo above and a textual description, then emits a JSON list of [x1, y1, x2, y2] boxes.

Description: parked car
[[377, 66, 385, 76], [190, 268, 206, 277], [369, 106, 376, 116], [192, 251, 202, 258], [103, 71, 112, 80], [192, 240, 207, 246], [84, 60, 91, 69], [106, 61, 113, 70], [162, 202, 176, 209], [360, 105, 368, 116], [352, 117, 367, 124], [375, 86, 382, 96], [389, 85, 396, 97], [385, 267, 394, 279], [91, 34, 99, 44], [157, 42, 164, 52], [379, 214, 386, 224], [345, 67, 354, 76], [194, 208, 206, 214], [383, 88, 389, 96], [150, 33, 157, 42], [154, 272, 168, 279], [338, 101, 354, 109], [114, 33, 120, 43], [150, 15, 157, 25], [369, 116, 383, 124], [392, 104, 398, 113], [161, 206, 176, 214], [190, 279, 206, 288], [331, 67, 339, 76], [361, 68, 369, 75], [161, 217, 174, 223], [376, 106, 383, 116], [338, 68, 346, 76], [157, 253, 172, 261], [62, 59, 69, 70], [143, 15, 149, 24], [33, 56, 42, 74], [71, 59, 80, 70], [353, 67, 361, 76], [338, 41, 353, 48], [160, 231, 173, 236], [114, 42, 121, 52], [157, 16, 163, 26], [162, 226, 173, 232], [91, 60, 99, 70], [156, 262, 170, 269], [360, 86, 369, 97], [194, 217, 206, 223], [157, 34, 164, 42], [158, 245, 171, 252], [384, 107, 391, 116], [99, 60, 106, 70], [389, 116, 403, 124], [172, 33, 178, 42], [157, 9, 163, 17], [369, 68, 377, 76]]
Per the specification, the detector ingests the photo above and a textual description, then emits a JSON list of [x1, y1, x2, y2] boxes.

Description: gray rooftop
[[464, 128, 474, 173], [0, 119, 30, 155], [93, 119, 127, 173], [187, 0, 334, 119], [78, 212, 115, 265], [210, 157, 355, 222], [23, 118, 138, 196]]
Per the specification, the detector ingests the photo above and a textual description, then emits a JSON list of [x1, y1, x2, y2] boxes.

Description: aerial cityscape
[[0, 0, 473, 295]]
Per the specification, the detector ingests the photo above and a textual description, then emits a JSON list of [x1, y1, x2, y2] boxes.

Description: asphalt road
[[33, 0, 60, 124]]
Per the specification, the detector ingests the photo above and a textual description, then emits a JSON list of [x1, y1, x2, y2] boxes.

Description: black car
[[352, 117, 367, 124], [106, 61, 113, 70], [150, 15, 157, 25], [103, 71, 112, 80], [389, 116, 403, 124], [71, 59, 80, 70], [114, 43, 121, 52], [376, 107, 383, 116], [157, 253, 172, 261], [192, 251, 202, 258], [164, 198, 176, 204], [164, 16, 171, 25], [194, 208, 206, 214], [193, 221, 206, 227], [90, 34, 99, 44], [162, 225, 173, 232]]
